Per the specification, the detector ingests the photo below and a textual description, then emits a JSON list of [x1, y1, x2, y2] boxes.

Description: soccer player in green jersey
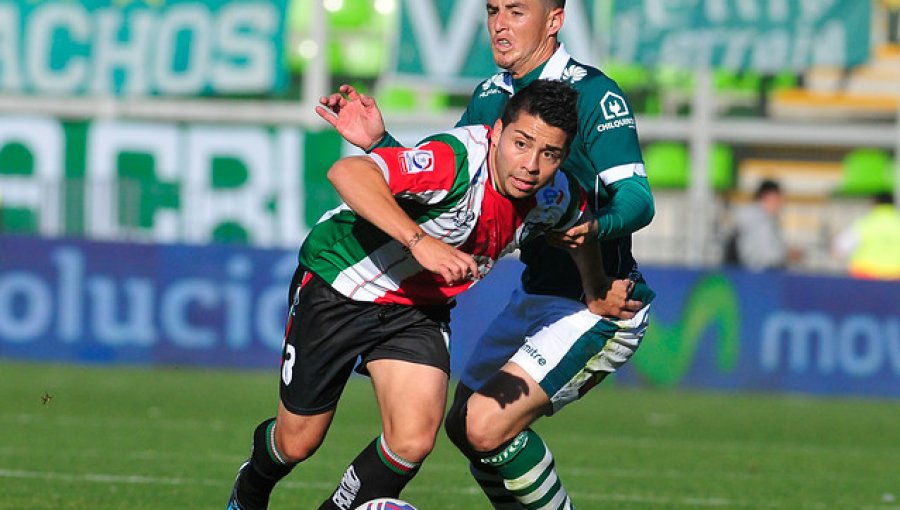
[[316, 0, 655, 508]]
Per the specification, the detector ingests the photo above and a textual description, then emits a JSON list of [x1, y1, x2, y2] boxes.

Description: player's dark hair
[[500, 79, 579, 147], [546, 0, 565, 9], [754, 179, 782, 200]]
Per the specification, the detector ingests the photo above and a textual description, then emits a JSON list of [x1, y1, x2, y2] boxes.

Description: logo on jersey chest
[[400, 150, 435, 174], [479, 73, 509, 98], [453, 208, 476, 228], [562, 64, 587, 83]]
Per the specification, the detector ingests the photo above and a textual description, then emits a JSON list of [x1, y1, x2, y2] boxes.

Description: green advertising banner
[[0, 116, 343, 245], [610, 0, 872, 71], [0, 0, 288, 96], [392, 0, 872, 84]]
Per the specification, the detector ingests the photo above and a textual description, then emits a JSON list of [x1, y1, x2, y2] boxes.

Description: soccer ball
[[353, 498, 418, 510]]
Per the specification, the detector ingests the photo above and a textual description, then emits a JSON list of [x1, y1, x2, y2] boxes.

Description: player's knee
[[463, 411, 507, 453], [444, 398, 468, 452], [445, 395, 506, 457], [382, 429, 436, 463], [274, 428, 323, 462]]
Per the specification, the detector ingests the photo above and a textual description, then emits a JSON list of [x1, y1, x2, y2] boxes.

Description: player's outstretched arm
[[327, 156, 479, 284], [315, 84, 387, 151]]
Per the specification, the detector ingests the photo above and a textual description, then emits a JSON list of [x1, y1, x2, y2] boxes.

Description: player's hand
[[585, 278, 642, 319], [546, 219, 599, 249], [408, 235, 480, 285], [314, 84, 387, 151]]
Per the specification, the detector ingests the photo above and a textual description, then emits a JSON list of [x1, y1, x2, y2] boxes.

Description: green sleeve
[[365, 132, 404, 152], [595, 176, 655, 240]]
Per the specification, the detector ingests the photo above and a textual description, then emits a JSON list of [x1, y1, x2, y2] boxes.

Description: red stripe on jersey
[[458, 174, 534, 259], [373, 141, 460, 195], [373, 271, 473, 306]]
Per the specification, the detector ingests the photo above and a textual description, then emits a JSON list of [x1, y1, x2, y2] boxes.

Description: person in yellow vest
[[832, 192, 900, 280]]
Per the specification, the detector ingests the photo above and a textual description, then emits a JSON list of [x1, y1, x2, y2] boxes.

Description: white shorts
[[460, 286, 650, 413]]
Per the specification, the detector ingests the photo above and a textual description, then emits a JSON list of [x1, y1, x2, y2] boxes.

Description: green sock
[[469, 461, 523, 509], [479, 429, 574, 510]]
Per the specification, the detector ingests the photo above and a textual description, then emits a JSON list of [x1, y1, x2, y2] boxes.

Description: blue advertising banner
[[0, 0, 288, 96], [0, 235, 295, 368], [2, 236, 898, 398]]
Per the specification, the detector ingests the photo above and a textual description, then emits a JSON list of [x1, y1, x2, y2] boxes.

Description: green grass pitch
[[1, 360, 898, 509]]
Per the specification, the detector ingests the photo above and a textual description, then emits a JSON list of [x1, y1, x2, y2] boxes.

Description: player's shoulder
[[561, 58, 638, 134], [562, 58, 628, 102], [418, 125, 491, 166], [421, 125, 489, 150], [471, 72, 511, 101]]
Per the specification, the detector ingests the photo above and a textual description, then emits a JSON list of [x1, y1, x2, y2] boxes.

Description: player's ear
[[547, 7, 564, 36], [492, 118, 504, 140]]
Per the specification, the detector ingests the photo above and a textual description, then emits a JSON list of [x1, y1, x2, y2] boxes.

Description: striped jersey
[[299, 125, 587, 306]]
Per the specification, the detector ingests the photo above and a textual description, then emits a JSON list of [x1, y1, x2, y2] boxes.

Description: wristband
[[403, 232, 426, 252]]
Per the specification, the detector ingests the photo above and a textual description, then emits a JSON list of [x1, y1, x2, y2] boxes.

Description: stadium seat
[[285, 0, 394, 78], [710, 143, 735, 190], [838, 148, 895, 195], [644, 142, 734, 190], [645, 142, 688, 188]]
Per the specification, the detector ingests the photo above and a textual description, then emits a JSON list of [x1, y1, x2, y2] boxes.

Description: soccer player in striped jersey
[[316, 1, 655, 507], [226, 80, 619, 510]]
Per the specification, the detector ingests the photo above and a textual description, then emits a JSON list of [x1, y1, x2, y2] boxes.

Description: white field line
[[0, 468, 792, 508], [0, 443, 894, 486], [5, 411, 897, 460]]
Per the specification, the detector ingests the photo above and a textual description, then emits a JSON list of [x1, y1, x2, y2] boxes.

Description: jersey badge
[[453, 208, 476, 227], [539, 186, 564, 207], [479, 73, 508, 98], [561, 64, 587, 84], [600, 91, 630, 120], [400, 150, 435, 174]]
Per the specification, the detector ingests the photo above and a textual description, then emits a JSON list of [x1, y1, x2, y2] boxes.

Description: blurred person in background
[[726, 179, 802, 271], [226, 80, 633, 510], [317, 0, 655, 507], [832, 192, 900, 280]]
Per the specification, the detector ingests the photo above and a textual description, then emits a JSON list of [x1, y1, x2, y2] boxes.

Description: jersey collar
[[500, 44, 573, 94], [538, 43, 572, 81]]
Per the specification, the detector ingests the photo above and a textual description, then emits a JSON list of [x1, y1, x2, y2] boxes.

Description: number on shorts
[[281, 344, 296, 385]]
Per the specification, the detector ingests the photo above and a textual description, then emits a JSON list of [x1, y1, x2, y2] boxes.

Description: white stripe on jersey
[[597, 162, 647, 186], [368, 152, 392, 182], [330, 242, 411, 301]]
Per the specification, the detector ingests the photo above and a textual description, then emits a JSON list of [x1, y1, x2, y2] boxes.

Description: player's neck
[[508, 41, 559, 79], [488, 144, 500, 195]]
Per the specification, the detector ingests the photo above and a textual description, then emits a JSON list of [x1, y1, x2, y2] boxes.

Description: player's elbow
[[637, 198, 655, 229], [326, 158, 354, 187]]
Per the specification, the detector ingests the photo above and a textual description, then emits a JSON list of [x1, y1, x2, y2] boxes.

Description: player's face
[[486, 0, 564, 78], [489, 113, 568, 200]]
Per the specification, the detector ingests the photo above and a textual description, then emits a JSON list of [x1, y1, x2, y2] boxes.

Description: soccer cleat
[[226, 460, 250, 510]]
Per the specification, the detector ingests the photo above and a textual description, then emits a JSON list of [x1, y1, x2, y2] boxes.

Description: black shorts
[[279, 268, 452, 415]]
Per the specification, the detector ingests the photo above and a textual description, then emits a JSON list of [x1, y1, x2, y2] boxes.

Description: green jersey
[[376, 45, 655, 304]]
